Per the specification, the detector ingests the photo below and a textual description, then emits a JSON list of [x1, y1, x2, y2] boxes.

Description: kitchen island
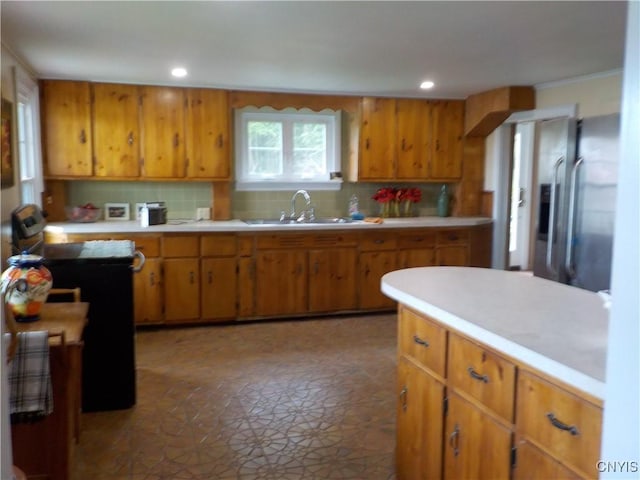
[[382, 267, 608, 479]]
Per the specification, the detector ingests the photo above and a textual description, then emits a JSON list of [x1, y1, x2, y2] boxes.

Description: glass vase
[[379, 202, 390, 218]]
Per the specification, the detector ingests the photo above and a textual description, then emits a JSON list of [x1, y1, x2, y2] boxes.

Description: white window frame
[[234, 107, 342, 191], [14, 66, 43, 207]]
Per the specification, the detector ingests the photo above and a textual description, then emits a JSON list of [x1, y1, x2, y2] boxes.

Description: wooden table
[[11, 302, 89, 480]]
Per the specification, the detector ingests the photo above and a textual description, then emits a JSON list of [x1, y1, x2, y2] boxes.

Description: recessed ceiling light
[[171, 67, 188, 78], [420, 80, 435, 89]]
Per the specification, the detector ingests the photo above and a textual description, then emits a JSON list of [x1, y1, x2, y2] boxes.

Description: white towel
[[7, 331, 53, 422]]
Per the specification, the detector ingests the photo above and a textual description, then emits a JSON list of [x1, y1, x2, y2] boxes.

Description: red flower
[[372, 187, 396, 203]]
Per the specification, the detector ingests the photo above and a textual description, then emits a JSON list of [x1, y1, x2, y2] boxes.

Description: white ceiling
[[1, 1, 628, 99]]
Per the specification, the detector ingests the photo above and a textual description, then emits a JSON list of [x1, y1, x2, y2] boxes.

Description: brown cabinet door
[[92, 83, 140, 177], [513, 438, 582, 480], [436, 245, 469, 266], [397, 248, 436, 269], [185, 88, 230, 179], [201, 257, 237, 320], [237, 257, 255, 318], [255, 251, 307, 316], [42, 80, 92, 177], [444, 393, 512, 480], [133, 257, 163, 325], [397, 356, 445, 480], [308, 248, 357, 312], [359, 97, 396, 180], [358, 251, 397, 309], [140, 86, 186, 178], [430, 100, 464, 180], [163, 258, 200, 322], [396, 99, 430, 180]]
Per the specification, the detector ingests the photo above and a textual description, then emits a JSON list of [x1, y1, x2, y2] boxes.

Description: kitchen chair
[[48, 287, 81, 303]]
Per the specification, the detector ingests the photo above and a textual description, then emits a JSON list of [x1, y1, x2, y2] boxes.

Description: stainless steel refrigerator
[[532, 113, 619, 292]]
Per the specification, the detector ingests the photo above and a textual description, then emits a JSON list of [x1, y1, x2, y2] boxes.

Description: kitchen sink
[[243, 217, 354, 225]]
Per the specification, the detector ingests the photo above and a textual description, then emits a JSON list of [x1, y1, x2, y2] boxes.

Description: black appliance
[[43, 240, 145, 412]]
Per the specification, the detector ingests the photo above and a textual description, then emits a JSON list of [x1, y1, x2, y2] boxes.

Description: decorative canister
[[0, 253, 52, 322]]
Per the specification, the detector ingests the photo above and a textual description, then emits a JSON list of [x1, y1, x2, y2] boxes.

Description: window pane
[[248, 121, 283, 175], [292, 122, 327, 176]]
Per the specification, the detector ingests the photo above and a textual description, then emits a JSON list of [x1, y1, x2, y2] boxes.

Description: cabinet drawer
[[131, 236, 160, 257], [397, 231, 436, 248], [399, 307, 446, 377], [436, 229, 469, 245], [256, 234, 309, 249], [448, 333, 516, 421], [200, 234, 237, 256], [162, 235, 200, 257], [358, 232, 397, 251], [312, 233, 357, 248], [516, 371, 602, 477]]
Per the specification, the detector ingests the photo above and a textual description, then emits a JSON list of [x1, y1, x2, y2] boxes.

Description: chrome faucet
[[290, 189, 313, 222]]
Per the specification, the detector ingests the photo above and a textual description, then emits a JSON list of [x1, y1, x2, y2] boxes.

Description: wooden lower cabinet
[[443, 393, 513, 479], [359, 251, 397, 309], [201, 257, 237, 320], [163, 258, 200, 322], [512, 437, 582, 480], [436, 245, 469, 266], [134, 257, 163, 325], [397, 356, 445, 480], [255, 250, 307, 316], [308, 248, 358, 312], [396, 304, 602, 480]]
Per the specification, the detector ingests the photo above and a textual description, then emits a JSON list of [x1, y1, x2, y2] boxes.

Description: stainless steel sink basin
[[243, 217, 354, 226]]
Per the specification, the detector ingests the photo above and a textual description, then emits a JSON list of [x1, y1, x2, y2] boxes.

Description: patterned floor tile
[[72, 313, 398, 479]]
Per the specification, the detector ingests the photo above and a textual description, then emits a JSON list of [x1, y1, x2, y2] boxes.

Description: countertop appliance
[[10, 203, 46, 255], [43, 240, 145, 412], [141, 201, 167, 225], [532, 113, 619, 292]]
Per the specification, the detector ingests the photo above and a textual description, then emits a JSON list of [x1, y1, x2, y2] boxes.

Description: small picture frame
[[104, 203, 130, 221]]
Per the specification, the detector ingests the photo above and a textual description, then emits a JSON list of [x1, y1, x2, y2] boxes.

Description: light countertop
[[381, 267, 609, 400], [45, 216, 492, 234]]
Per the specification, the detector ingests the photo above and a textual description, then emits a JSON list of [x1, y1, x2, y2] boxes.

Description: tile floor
[[73, 313, 399, 480]]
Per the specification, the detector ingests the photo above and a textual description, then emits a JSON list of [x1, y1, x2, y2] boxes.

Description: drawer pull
[[546, 413, 579, 436], [413, 335, 430, 348], [467, 366, 489, 383], [449, 423, 460, 457], [399, 386, 407, 412]]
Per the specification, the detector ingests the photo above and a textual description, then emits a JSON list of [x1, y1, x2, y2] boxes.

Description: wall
[[536, 70, 622, 118], [1, 45, 22, 223]]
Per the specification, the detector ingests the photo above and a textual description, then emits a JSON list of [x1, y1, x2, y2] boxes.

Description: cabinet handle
[[399, 386, 407, 412], [365, 138, 370, 150], [216, 134, 223, 148], [128, 131, 134, 145], [174, 133, 180, 148], [413, 335, 429, 348], [374, 239, 384, 244], [208, 271, 213, 284], [79, 129, 87, 144], [401, 138, 406, 151], [189, 271, 195, 284], [435, 139, 440, 151], [467, 366, 489, 383], [546, 413, 579, 436], [150, 272, 155, 286], [449, 423, 460, 457], [314, 261, 319, 275]]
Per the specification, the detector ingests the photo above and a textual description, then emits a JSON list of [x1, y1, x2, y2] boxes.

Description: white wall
[[601, 1, 640, 476]]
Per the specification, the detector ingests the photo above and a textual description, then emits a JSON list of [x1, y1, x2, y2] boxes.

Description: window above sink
[[234, 107, 342, 191]]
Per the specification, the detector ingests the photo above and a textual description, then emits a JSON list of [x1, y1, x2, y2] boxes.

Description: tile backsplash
[[67, 181, 446, 220]]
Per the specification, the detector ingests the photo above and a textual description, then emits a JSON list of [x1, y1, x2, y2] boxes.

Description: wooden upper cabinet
[[92, 83, 141, 177], [430, 100, 464, 180], [42, 80, 93, 177], [140, 86, 186, 178], [359, 97, 396, 180], [396, 99, 430, 180], [185, 88, 230, 179]]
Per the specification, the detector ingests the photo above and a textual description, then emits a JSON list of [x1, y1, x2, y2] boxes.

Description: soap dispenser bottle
[[437, 185, 449, 217], [348, 194, 361, 219]]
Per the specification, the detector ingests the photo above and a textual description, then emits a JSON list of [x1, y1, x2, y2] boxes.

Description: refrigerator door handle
[[546, 156, 565, 274], [565, 157, 584, 280]]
